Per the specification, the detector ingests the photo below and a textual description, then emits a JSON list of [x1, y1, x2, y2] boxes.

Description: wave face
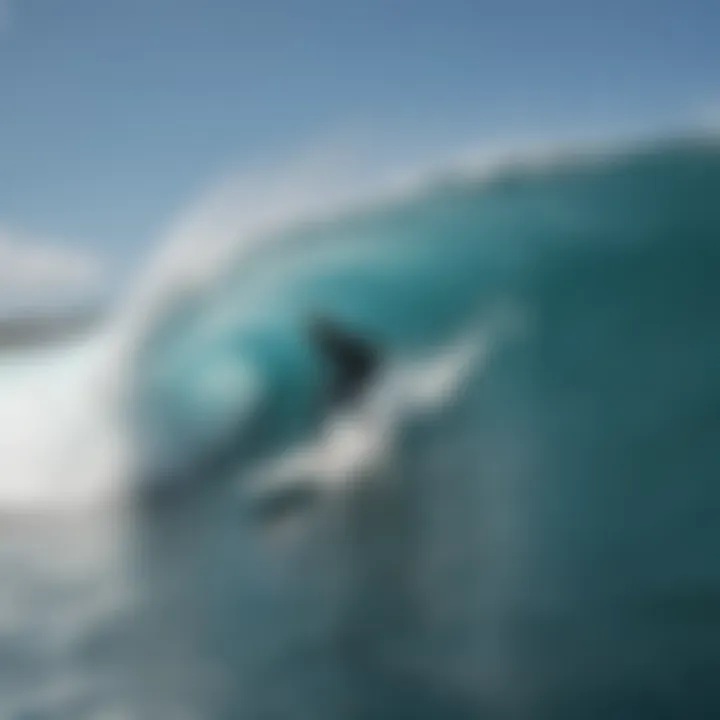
[[3, 137, 720, 718], [116, 137, 720, 719], [127, 138, 720, 490]]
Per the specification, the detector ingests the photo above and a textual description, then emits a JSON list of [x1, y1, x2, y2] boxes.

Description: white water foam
[[0, 332, 131, 511], [241, 310, 521, 518]]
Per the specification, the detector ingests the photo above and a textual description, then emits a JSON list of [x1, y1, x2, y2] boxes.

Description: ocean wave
[[2, 133, 720, 717], [2, 133, 719, 511], [122, 135, 720, 502]]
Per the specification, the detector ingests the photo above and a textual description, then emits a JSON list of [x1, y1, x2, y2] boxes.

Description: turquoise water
[[2, 137, 720, 718]]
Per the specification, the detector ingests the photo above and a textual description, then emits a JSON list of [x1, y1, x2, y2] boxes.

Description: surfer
[[306, 314, 382, 408]]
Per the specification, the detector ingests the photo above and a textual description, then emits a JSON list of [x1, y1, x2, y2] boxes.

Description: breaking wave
[[1, 133, 720, 718]]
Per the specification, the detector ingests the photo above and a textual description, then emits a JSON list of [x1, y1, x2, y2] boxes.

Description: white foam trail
[[243, 320, 500, 514]]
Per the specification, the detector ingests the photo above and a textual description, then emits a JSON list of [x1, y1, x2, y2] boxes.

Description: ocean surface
[[0, 136, 719, 719]]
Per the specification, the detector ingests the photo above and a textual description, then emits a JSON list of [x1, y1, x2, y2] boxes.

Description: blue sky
[[0, 0, 718, 305]]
